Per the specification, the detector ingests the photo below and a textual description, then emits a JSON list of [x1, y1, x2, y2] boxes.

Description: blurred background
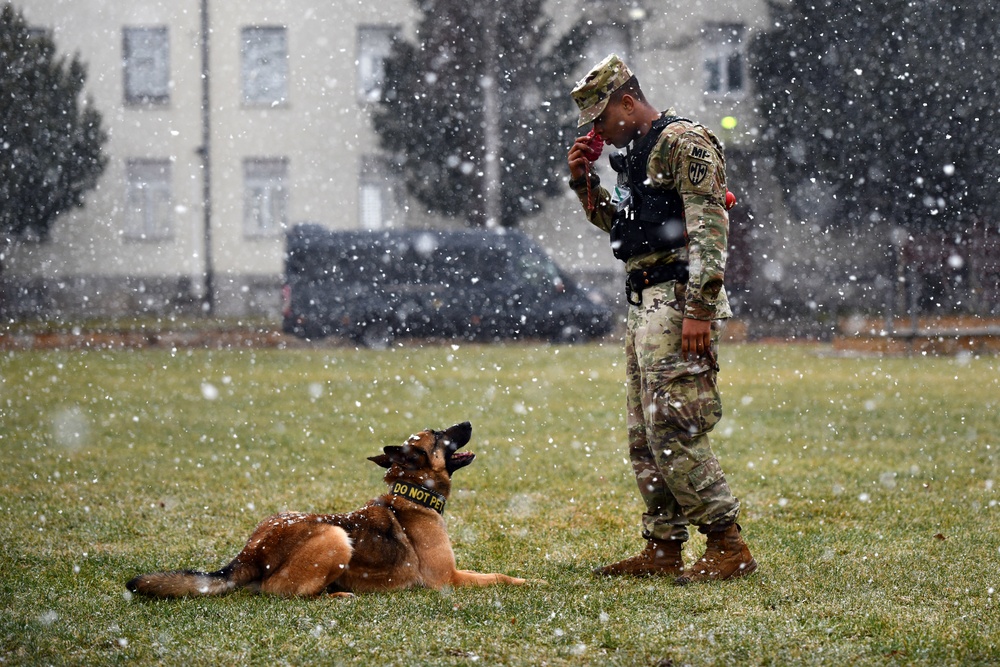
[[2, 0, 997, 342]]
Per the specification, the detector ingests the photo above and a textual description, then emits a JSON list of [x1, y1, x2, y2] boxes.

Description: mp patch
[[689, 145, 712, 162]]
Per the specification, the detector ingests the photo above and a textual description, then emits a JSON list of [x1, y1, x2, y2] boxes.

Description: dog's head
[[368, 422, 474, 493]]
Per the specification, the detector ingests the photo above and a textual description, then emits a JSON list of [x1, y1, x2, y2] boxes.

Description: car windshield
[[515, 249, 562, 286]]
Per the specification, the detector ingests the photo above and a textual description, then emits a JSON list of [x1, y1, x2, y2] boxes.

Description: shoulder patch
[[688, 162, 709, 186], [688, 145, 712, 162], [683, 137, 715, 188]]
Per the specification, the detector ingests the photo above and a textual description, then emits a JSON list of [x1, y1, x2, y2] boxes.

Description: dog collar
[[389, 480, 446, 514]]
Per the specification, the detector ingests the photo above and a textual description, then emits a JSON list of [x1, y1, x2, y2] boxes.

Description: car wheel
[[358, 320, 394, 349], [553, 324, 585, 344], [299, 322, 327, 341]]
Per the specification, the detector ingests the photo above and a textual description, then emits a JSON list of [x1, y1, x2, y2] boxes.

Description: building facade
[[7, 0, 772, 320]]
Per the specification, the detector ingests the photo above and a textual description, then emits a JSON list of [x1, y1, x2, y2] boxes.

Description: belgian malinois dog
[[126, 422, 528, 597]]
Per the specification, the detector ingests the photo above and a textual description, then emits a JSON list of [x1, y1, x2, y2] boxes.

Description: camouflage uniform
[[570, 56, 740, 542]]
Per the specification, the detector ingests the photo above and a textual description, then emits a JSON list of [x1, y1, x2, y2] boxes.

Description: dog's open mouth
[[446, 450, 475, 473]]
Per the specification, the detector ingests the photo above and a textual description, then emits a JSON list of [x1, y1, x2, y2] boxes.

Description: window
[[703, 23, 746, 97], [244, 158, 288, 237], [124, 159, 173, 241], [356, 25, 398, 103], [359, 155, 404, 229], [26, 26, 50, 41], [241, 26, 288, 106], [359, 182, 384, 229], [123, 27, 170, 105]]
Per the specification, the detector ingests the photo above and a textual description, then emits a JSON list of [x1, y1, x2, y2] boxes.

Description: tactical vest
[[608, 115, 688, 261]]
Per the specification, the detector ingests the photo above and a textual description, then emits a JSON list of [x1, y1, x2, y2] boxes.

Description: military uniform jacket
[[573, 112, 732, 321]]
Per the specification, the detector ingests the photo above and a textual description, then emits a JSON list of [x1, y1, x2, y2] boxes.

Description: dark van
[[282, 224, 614, 346]]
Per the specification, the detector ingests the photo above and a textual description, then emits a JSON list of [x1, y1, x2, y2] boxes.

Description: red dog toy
[[583, 129, 604, 161]]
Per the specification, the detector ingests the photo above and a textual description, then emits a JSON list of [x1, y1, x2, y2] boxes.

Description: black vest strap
[[609, 115, 689, 262]]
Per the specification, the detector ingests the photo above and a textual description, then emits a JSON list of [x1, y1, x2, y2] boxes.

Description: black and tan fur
[[126, 422, 526, 598]]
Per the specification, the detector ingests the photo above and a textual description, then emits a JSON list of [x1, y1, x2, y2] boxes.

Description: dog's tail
[[126, 560, 258, 598]]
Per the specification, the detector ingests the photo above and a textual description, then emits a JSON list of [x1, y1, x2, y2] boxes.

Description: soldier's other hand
[[681, 317, 712, 360]]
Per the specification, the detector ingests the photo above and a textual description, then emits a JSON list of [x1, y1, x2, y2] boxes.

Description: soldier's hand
[[681, 317, 712, 360], [568, 134, 596, 180]]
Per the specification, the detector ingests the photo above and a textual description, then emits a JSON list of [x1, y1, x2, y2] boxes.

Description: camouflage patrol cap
[[571, 54, 634, 127]]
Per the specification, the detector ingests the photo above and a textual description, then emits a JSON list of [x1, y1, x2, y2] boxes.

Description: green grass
[[1, 341, 998, 666]]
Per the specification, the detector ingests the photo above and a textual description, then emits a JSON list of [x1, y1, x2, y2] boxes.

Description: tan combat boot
[[594, 538, 685, 577], [674, 523, 757, 585]]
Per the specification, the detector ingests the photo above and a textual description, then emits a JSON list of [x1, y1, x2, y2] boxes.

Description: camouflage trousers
[[625, 281, 740, 542]]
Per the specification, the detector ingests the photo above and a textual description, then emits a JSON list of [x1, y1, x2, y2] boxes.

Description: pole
[[199, 0, 214, 315], [481, 7, 501, 229]]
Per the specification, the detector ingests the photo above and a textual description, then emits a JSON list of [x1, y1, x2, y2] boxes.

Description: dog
[[126, 422, 528, 597]]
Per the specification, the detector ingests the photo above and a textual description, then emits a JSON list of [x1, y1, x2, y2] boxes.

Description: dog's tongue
[[446, 450, 475, 473]]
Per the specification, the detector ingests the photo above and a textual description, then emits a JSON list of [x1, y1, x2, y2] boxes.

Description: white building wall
[[13, 2, 205, 282]]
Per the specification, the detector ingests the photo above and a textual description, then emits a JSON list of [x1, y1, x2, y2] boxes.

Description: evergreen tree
[[0, 3, 107, 243], [750, 0, 1000, 234], [371, 0, 592, 228]]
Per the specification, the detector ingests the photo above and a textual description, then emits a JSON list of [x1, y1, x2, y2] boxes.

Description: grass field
[[1, 341, 998, 666]]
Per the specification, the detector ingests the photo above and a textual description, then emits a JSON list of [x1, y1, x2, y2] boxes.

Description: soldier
[[566, 54, 756, 584]]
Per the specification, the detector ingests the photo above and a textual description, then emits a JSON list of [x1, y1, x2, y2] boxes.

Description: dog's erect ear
[[368, 453, 393, 469], [370, 444, 409, 468], [371, 444, 424, 469]]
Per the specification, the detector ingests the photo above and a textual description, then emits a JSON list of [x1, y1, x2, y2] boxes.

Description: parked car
[[282, 224, 614, 346]]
